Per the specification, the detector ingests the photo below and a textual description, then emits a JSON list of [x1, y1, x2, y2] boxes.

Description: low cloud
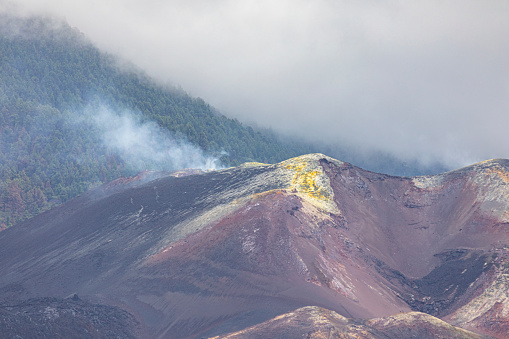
[[3, 1, 509, 169]]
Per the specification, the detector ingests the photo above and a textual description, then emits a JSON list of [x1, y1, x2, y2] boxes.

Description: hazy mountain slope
[[0, 14, 308, 165], [0, 154, 507, 338], [0, 14, 313, 228]]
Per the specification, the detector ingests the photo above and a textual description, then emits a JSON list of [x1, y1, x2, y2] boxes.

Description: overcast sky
[[3, 0, 509, 169]]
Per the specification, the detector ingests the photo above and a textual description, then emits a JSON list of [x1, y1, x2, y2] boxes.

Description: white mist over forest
[[87, 105, 222, 171], [3, 0, 509, 169]]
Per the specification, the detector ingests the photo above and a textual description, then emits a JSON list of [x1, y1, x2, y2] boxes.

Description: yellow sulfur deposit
[[279, 154, 341, 214], [484, 166, 509, 184]]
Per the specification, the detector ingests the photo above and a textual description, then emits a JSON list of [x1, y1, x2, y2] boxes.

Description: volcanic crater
[[0, 154, 508, 338]]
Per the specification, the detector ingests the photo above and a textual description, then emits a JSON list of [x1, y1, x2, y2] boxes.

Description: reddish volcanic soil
[[0, 154, 507, 338]]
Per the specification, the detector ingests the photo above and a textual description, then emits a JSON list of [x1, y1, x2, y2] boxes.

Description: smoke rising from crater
[[3, 1, 509, 169], [89, 105, 221, 171]]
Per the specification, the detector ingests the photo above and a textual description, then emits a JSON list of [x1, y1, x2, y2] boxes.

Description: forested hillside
[[0, 14, 312, 228]]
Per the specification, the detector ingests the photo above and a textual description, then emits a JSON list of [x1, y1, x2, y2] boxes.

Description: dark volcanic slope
[[0, 154, 508, 338], [0, 296, 138, 338]]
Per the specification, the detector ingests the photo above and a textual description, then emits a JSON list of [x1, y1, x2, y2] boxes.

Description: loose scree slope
[[0, 154, 507, 338]]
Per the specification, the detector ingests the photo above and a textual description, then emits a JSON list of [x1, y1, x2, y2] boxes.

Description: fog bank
[[3, 1, 509, 169]]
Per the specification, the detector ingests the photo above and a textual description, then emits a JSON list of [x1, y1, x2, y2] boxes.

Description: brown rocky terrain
[[0, 154, 507, 338], [212, 306, 486, 339]]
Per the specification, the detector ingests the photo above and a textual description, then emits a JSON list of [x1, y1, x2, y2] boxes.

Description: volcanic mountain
[[0, 154, 507, 338]]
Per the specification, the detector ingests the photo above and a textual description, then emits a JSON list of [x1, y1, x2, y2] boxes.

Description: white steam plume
[[89, 105, 222, 172]]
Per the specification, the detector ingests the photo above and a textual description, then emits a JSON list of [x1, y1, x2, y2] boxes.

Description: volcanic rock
[[0, 297, 138, 338], [211, 306, 487, 339], [0, 154, 507, 338]]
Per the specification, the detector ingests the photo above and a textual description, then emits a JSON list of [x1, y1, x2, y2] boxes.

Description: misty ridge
[[0, 12, 321, 228], [0, 11, 445, 176]]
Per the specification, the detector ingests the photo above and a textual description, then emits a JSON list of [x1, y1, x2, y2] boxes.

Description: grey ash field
[[0, 154, 508, 338]]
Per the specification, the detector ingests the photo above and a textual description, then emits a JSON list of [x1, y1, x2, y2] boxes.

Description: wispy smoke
[[88, 105, 222, 172]]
